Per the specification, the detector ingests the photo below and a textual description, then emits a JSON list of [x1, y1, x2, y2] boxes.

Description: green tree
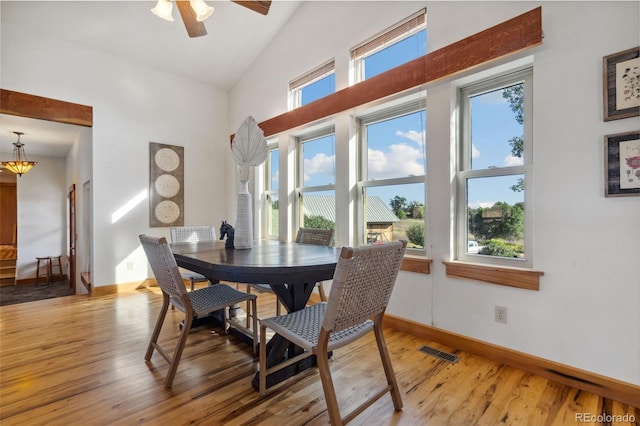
[[468, 201, 524, 242], [405, 222, 424, 247], [502, 84, 525, 192], [303, 215, 334, 230], [389, 196, 407, 217], [406, 201, 424, 219]]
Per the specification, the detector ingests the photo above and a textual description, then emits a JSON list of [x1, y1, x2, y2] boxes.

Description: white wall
[[229, 1, 640, 385], [15, 154, 67, 279], [1, 23, 234, 288]]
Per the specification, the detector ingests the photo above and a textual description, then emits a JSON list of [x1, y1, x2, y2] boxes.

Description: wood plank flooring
[[1, 285, 638, 425]]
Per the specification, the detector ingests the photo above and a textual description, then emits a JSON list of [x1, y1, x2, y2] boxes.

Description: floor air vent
[[419, 345, 459, 363]]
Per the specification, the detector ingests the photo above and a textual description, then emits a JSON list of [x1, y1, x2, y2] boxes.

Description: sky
[[287, 28, 524, 213]]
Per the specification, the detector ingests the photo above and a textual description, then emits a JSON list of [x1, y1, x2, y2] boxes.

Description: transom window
[[357, 97, 426, 251], [457, 67, 533, 266], [289, 59, 335, 110], [350, 9, 426, 83]]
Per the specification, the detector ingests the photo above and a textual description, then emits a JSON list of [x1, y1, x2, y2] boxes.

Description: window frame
[[295, 125, 337, 234], [356, 95, 427, 253], [262, 141, 280, 240], [456, 67, 534, 267]]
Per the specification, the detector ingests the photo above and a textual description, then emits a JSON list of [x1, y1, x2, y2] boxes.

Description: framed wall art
[[604, 131, 640, 197], [603, 46, 640, 121], [149, 142, 185, 226]]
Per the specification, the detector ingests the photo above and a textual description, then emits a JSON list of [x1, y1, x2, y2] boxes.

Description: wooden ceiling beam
[[0, 89, 93, 127], [250, 7, 542, 139]]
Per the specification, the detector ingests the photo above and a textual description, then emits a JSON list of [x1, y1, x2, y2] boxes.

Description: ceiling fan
[[152, 0, 272, 38]]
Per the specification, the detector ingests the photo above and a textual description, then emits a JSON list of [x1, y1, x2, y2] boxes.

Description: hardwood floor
[[1, 285, 638, 425]]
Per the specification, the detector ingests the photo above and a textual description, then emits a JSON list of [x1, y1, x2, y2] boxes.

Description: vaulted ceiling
[[0, 1, 302, 157]]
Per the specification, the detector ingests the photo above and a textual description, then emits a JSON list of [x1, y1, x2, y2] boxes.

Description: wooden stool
[[35, 256, 63, 285], [35, 257, 52, 285]]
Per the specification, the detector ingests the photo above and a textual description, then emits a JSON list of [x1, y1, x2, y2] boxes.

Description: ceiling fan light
[[190, 0, 214, 22], [151, 0, 174, 22]]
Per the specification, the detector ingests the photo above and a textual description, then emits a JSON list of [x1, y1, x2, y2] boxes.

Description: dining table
[[170, 239, 340, 391]]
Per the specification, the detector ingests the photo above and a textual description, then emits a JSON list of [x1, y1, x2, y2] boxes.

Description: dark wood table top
[[171, 239, 340, 285]]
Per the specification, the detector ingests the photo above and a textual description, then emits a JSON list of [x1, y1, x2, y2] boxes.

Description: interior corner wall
[[1, 23, 233, 289], [15, 155, 66, 280], [67, 126, 93, 294], [229, 1, 640, 385]]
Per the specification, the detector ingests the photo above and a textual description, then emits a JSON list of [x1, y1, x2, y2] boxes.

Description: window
[[457, 68, 533, 266], [262, 144, 279, 239], [296, 127, 336, 236], [357, 97, 426, 251], [289, 60, 335, 110], [351, 9, 426, 83]]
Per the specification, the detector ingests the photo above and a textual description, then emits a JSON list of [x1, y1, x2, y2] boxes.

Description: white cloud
[[368, 143, 424, 179], [472, 144, 480, 159], [303, 153, 334, 183], [396, 129, 425, 148], [503, 154, 523, 167], [468, 200, 495, 209]]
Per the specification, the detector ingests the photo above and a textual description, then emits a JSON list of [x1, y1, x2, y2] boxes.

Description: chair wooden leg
[[317, 281, 327, 302], [164, 312, 193, 388], [146, 294, 170, 361], [250, 298, 258, 354], [316, 330, 343, 426], [259, 324, 268, 395], [373, 318, 403, 411]]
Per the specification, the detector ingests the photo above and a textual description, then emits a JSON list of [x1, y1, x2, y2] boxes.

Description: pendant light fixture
[[1, 131, 37, 177]]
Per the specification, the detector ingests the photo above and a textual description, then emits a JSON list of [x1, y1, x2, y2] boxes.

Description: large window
[[357, 97, 426, 251], [289, 60, 335, 110], [296, 127, 336, 237], [457, 68, 533, 266], [350, 9, 426, 83], [262, 144, 279, 239]]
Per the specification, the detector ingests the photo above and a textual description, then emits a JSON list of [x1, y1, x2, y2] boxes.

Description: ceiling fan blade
[[232, 1, 272, 16], [175, 1, 207, 38]]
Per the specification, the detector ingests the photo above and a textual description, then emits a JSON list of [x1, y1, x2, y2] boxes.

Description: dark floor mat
[[0, 281, 74, 306]]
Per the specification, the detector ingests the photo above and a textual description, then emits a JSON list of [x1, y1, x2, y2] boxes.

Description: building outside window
[[357, 97, 426, 251], [456, 67, 533, 266], [350, 9, 426, 83], [289, 59, 335, 110]]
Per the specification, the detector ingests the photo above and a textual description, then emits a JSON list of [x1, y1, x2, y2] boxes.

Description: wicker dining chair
[[170, 226, 216, 291], [139, 234, 258, 388], [247, 228, 334, 316], [258, 240, 407, 425]]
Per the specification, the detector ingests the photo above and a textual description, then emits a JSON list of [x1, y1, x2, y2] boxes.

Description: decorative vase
[[234, 179, 253, 249]]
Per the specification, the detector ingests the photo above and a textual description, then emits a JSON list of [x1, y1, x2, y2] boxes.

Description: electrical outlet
[[126, 261, 134, 271], [495, 305, 507, 324]]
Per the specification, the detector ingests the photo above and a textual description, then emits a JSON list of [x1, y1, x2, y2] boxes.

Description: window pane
[[363, 30, 426, 79], [470, 83, 524, 170], [301, 191, 336, 232], [301, 73, 335, 106], [266, 193, 279, 237], [364, 183, 424, 249], [302, 134, 335, 187], [366, 110, 426, 180], [467, 175, 525, 258], [268, 149, 279, 191]]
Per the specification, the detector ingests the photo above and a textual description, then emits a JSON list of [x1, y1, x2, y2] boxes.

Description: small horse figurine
[[220, 220, 235, 249]]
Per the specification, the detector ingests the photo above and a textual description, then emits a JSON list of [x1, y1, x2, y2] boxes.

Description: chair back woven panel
[[295, 228, 334, 246], [170, 226, 216, 243], [322, 240, 407, 332], [139, 235, 187, 301]]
